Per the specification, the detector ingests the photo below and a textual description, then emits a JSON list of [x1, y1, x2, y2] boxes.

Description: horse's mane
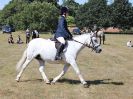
[[73, 33, 90, 41]]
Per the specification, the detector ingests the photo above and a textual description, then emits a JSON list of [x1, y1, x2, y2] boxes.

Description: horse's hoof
[[16, 79, 20, 82], [15, 78, 20, 82], [46, 81, 51, 85], [51, 81, 56, 85], [83, 83, 90, 88]]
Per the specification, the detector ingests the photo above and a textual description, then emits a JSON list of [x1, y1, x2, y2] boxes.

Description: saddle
[[49, 37, 68, 51]]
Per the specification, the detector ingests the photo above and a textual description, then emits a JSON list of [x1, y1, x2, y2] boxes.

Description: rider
[[54, 6, 73, 60]]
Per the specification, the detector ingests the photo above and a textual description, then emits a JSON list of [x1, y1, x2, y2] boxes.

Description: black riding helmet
[[60, 6, 68, 15]]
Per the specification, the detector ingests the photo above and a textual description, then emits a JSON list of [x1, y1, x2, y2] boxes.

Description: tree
[[110, 0, 133, 29], [67, 16, 75, 25], [0, 0, 59, 31], [75, 0, 108, 29], [61, 0, 80, 17]]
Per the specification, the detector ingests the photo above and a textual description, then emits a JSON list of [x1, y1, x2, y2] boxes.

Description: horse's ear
[[90, 31, 95, 34], [89, 27, 93, 31]]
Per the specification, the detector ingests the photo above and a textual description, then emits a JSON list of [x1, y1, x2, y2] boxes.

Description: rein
[[72, 39, 91, 48], [72, 37, 100, 51]]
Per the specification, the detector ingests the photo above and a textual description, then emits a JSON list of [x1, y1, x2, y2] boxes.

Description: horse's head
[[86, 35, 102, 53]]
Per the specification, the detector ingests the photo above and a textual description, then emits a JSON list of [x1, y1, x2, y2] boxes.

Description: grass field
[[0, 31, 133, 99]]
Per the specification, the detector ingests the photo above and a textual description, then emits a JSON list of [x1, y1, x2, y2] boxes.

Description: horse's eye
[[94, 39, 97, 43]]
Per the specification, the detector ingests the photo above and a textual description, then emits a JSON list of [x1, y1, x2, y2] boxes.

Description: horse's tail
[[16, 49, 27, 72]]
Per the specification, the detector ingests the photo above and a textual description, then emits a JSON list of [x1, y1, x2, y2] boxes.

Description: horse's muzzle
[[96, 48, 102, 53]]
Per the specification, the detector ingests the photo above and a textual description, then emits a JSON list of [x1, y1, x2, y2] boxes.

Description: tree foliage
[[63, 0, 80, 17], [0, 0, 59, 31], [110, 0, 133, 29], [67, 16, 75, 25], [75, 0, 133, 30], [75, 0, 109, 29], [1, 0, 133, 31]]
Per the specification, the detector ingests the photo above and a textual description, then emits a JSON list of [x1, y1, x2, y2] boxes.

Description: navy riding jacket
[[55, 16, 72, 40]]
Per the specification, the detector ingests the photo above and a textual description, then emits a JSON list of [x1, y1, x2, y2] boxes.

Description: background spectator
[[8, 34, 14, 44], [16, 35, 23, 44], [127, 40, 133, 47], [25, 28, 30, 43], [32, 30, 39, 39]]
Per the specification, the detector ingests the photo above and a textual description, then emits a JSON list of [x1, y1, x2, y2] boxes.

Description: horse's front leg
[[51, 63, 70, 84], [99, 36, 101, 44], [38, 60, 50, 84], [103, 35, 105, 44], [70, 60, 88, 87]]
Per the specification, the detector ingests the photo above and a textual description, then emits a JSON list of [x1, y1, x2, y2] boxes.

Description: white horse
[[97, 30, 105, 44], [15, 33, 102, 87]]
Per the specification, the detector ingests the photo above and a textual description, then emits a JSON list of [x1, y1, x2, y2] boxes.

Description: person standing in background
[[25, 28, 30, 44]]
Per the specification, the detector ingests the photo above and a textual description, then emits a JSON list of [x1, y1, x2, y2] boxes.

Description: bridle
[[72, 39, 91, 48], [72, 37, 100, 51]]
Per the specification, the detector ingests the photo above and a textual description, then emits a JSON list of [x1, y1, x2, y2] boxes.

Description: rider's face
[[62, 12, 69, 17], [65, 12, 69, 17]]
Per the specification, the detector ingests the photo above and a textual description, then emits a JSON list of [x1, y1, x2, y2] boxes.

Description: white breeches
[[57, 37, 65, 44]]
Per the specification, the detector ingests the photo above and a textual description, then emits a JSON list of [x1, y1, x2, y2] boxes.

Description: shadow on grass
[[20, 79, 43, 82], [57, 78, 124, 86], [19, 78, 124, 86]]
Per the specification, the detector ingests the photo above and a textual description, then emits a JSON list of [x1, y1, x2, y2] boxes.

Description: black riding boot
[[55, 43, 65, 60]]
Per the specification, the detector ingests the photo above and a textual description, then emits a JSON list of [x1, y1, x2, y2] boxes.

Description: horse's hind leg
[[16, 59, 32, 81], [51, 63, 70, 84], [38, 60, 50, 84]]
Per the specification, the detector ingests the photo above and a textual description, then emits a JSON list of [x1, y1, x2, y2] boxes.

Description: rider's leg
[[55, 37, 65, 60]]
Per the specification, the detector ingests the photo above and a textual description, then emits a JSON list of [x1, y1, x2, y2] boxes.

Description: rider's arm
[[60, 17, 73, 38]]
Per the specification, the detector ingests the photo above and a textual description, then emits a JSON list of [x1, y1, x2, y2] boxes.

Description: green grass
[[0, 31, 133, 99]]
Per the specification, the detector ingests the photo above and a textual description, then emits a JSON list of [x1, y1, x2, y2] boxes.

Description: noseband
[[89, 37, 100, 51]]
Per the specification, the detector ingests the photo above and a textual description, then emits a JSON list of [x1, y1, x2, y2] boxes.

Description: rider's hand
[[69, 34, 73, 40]]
